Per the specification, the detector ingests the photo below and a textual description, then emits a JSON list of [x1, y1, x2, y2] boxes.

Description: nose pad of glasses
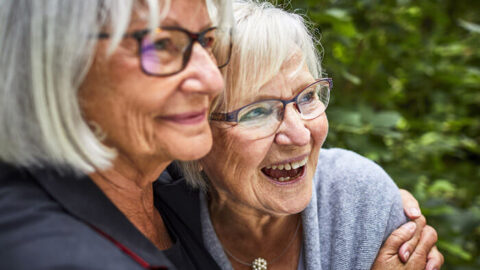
[[293, 103, 300, 113]]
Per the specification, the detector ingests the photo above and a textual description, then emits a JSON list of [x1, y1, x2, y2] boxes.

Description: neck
[[208, 189, 302, 266], [90, 154, 172, 250]]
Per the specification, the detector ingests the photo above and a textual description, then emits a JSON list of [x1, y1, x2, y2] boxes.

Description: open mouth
[[261, 156, 308, 183]]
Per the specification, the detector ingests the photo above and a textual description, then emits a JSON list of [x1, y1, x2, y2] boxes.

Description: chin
[[172, 132, 213, 161], [287, 195, 312, 214], [272, 186, 313, 215]]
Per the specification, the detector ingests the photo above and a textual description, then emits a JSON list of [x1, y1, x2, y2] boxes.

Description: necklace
[[222, 217, 301, 270]]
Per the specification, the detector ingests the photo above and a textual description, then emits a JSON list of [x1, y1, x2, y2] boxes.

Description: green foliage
[[279, 0, 480, 268]]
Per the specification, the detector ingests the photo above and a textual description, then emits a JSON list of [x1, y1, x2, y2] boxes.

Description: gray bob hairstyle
[[0, 0, 232, 173], [179, 0, 323, 189]]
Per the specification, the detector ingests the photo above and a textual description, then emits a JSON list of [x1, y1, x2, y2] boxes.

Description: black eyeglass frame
[[210, 78, 333, 123], [98, 26, 232, 77]]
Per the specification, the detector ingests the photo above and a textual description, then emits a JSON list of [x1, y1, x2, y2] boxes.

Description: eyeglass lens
[[140, 27, 231, 76], [235, 80, 330, 140]]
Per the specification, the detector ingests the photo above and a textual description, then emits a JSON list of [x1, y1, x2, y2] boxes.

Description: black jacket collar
[[26, 166, 175, 268]]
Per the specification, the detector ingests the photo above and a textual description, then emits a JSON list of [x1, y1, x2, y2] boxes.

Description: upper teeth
[[265, 156, 308, 171]]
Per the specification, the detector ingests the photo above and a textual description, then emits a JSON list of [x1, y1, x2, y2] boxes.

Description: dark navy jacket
[[0, 163, 219, 270]]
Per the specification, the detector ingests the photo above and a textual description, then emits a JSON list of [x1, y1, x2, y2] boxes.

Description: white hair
[[179, 0, 323, 190], [0, 0, 232, 173]]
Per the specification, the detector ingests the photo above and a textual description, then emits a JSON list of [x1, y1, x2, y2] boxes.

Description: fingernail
[[409, 207, 421, 217], [403, 251, 410, 261], [425, 261, 437, 270], [404, 222, 416, 232]]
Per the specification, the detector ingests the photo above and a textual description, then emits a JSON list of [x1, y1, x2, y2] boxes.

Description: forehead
[[230, 57, 315, 110], [163, 0, 211, 30], [131, 0, 211, 31]]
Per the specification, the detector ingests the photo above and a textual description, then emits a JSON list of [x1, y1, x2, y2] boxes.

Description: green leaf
[[428, 179, 456, 199], [459, 19, 480, 34], [437, 240, 473, 260], [342, 71, 361, 85], [370, 111, 402, 128]]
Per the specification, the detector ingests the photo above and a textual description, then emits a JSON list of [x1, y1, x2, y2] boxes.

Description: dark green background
[[278, 0, 480, 268]]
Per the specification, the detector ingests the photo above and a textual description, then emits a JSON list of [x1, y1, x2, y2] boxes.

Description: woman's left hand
[[371, 189, 444, 270]]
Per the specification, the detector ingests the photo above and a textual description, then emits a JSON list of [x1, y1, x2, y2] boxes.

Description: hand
[[371, 189, 444, 270], [399, 189, 444, 270], [371, 221, 439, 270]]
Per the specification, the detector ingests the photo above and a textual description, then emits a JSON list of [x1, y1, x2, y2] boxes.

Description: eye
[[239, 105, 273, 122], [153, 38, 173, 51], [298, 89, 317, 104], [204, 36, 215, 48], [201, 33, 216, 48]]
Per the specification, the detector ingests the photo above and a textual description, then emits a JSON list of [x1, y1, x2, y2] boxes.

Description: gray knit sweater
[[200, 148, 407, 270]]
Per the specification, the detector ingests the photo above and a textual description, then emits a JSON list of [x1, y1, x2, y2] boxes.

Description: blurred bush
[[278, 0, 480, 268]]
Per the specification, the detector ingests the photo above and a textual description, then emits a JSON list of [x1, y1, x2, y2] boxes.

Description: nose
[[274, 104, 311, 146], [180, 43, 224, 96]]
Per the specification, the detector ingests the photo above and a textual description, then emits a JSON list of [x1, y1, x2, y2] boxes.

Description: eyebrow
[[160, 18, 213, 32]]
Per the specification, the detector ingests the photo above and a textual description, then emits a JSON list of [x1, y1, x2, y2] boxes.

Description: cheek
[[306, 115, 328, 169], [202, 128, 271, 189], [78, 47, 181, 157], [309, 114, 329, 148]]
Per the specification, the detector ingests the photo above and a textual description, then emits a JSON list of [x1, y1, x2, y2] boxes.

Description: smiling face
[[201, 57, 328, 216], [79, 0, 224, 170]]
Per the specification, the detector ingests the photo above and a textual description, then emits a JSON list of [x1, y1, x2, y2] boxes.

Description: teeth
[[278, 177, 291, 182], [266, 156, 308, 172]]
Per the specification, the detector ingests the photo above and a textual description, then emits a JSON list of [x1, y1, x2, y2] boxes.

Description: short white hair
[[0, 0, 232, 173], [179, 0, 323, 190]]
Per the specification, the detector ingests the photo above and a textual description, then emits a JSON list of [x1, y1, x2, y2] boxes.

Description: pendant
[[252, 257, 267, 270]]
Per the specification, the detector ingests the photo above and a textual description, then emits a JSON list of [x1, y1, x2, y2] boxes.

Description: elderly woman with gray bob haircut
[[0, 0, 233, 269], [175, 1, 444, 269]]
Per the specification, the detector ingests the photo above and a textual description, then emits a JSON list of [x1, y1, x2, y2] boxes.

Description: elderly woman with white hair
[[168, 1, 444, 269], [0, 0, 233, 269]]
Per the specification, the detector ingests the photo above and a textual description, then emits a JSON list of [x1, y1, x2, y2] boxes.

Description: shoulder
[[314, 148, 400, 201], [0, 163, 140, 270], [307, 149, 406, 269], [312, 148, 405, 236]]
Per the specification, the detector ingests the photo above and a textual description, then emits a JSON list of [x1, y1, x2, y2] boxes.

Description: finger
[[410, 225, 438, 262], [382, 221, 417, 255], [398, 215, 426, 263], [399, 189, 422, 219], [425, 246, 444, 270]]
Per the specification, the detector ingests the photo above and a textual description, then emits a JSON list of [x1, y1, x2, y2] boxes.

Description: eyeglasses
[[210, 78, 332, 140], [98, 26, 232, 77]]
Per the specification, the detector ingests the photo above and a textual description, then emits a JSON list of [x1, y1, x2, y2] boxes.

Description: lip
[[262, 164, 307, 186], [158, 109, 207, 125], [264, 153, 310, 167]]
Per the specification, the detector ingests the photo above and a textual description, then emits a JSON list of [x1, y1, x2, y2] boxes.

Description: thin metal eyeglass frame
[[210, 78, 333, 123], [98, 26, 232, 77]]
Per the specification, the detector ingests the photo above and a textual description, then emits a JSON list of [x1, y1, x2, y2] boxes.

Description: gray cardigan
[[200, 148, 407, 270]]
